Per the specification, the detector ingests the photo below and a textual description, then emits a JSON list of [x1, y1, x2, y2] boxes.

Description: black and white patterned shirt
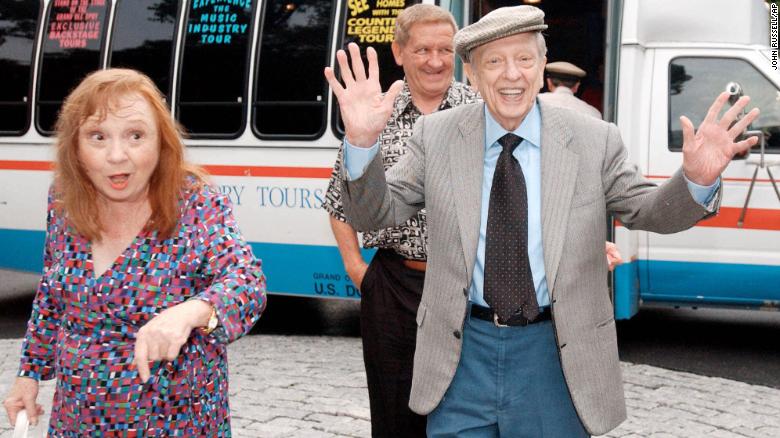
[[323, 80, 480, 260]]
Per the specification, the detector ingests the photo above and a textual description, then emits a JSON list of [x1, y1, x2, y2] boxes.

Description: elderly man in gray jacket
[[325, 5, 758, 437]]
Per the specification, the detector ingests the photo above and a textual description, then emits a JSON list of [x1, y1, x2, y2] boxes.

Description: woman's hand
[[133, 300, 213, 382], [3, 377, 44, 426]]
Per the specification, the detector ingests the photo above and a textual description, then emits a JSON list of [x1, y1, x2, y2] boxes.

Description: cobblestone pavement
[[0, 335, 777, 437]]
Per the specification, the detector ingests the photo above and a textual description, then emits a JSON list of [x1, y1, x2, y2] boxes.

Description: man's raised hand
[[324, 43, 404, 147], [681, 92, 760, 186]]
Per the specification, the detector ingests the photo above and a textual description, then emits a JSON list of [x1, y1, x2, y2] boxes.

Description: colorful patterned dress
[[18, 184, 266, 437]]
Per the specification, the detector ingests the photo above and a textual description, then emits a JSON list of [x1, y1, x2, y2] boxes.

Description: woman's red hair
[[54, 68, 206, 241]]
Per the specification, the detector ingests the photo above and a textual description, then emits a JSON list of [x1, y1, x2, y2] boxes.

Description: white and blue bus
[[1, 0, 778, 317]]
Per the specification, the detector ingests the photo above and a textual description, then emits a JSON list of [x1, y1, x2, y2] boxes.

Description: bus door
[[645, 48, 780, 308]]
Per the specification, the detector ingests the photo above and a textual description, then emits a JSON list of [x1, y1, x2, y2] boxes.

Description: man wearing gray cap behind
[[539, 61, 602, 119], [325, 5, 759, 437]]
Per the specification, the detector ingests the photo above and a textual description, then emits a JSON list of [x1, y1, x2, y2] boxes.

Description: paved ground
[[0, 336, 778, 438]]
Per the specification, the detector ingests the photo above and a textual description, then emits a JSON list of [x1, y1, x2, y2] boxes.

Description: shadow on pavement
[[249, 295, 361, 337], [0, 294, 35, 339], [617, 305, 780, 389]]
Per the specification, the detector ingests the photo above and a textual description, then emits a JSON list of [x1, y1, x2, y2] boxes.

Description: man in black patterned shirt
[[322, 5, 478, 437]]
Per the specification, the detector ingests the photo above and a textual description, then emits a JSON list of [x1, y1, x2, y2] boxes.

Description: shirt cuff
[[684, 174, 720, 209], [344, 139, 379, 181]]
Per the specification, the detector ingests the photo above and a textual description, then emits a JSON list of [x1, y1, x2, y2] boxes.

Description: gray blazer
[[340, 100, 717, 435]]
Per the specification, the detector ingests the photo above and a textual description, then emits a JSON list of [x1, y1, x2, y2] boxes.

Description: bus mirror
[[726, 81, 749, 160], [725, 81, 743, 102]]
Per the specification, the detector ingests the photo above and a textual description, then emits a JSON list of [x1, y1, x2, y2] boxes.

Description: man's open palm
[[681, 92, 760, 186], [324, 43, 404, 147]]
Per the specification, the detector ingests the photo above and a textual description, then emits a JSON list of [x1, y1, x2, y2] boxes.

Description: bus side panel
[[0, 168, 371, 300], [612, 43, 654, 319], [643, 48, 780, 309], [167, 171, 368, 300], [0, 168, 50, 272], [0, 229, 45, 273], [250, 242, 372, 300], [613, 261, 640, 319], [613, 227, 641, 319]]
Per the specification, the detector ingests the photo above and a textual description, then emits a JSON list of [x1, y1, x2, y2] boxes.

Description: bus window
[[332, 0, 421, 137], [177, 0, 256, 138], [36, 0, 110, 134], [668, 57, 780, 153], [253, 0, 335, 139], [0, 1, 40, 135], [109, 0, 179, 100]]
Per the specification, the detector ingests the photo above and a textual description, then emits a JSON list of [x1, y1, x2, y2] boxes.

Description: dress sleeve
[[195, 192, 267, 344], [18, 191, 63, 381]]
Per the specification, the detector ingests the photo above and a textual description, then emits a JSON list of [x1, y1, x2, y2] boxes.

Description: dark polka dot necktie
[[483, 133, 539, 322]]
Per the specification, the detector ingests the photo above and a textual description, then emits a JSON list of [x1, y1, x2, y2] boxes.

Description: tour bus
[[0, 0, 778, 318]]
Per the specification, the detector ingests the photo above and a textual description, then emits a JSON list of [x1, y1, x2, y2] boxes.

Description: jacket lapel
[[539, 101, 578, 295], [449, 103, 485, 279]]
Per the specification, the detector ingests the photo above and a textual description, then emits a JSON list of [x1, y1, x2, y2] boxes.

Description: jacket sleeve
[[602, 123, 718, 233], [195, 192, 267, 344], [18, 192, 64, 381], [340, 117, 427, 232]]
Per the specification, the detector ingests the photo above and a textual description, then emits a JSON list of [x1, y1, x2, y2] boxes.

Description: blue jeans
[[427, 308, 589, 437]]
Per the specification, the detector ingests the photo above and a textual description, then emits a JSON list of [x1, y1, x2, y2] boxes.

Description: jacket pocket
[[596, 316, 615, 328]]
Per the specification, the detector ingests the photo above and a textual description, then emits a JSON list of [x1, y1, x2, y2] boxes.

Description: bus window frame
[[173, 0, 257, 140], [250, 0, 338, 141], [105, 0, 183, 101], [34, 0, 112, 136], [666, 55, 780, 154], [0, 0, 44, 137]]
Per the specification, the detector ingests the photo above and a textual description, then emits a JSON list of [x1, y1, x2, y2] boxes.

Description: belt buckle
[[493, 312, 509, 328]]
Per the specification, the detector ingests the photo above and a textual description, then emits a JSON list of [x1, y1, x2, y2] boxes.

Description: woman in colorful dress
[[2, 68, 266, 436]]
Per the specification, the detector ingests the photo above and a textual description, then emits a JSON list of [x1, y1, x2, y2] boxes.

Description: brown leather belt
[[402, 259, 427, 272]]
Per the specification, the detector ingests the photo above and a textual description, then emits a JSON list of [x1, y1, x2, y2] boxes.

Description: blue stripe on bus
[[638, 259, 780, 307], [613, 259, 780, 317], [248, 242, 375, 300], [0, 229, 45, 273], [5, 227, 777, 308], [0, 228, 374, 300], [613, 261, 640, 320], [615, 260, 780, 319]]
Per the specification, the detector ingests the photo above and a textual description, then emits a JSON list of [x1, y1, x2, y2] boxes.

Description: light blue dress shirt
[[344, 101, 719, 309], [469, 104, 547, 307]]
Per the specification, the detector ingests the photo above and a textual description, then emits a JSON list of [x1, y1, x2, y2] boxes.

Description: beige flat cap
[[546, 61, 587, 78], [454, 6, 547, 62]]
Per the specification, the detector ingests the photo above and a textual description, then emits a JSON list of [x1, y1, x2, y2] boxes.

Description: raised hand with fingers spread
[[324, 43, 404, 147], [681, 92, 760, 186]]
